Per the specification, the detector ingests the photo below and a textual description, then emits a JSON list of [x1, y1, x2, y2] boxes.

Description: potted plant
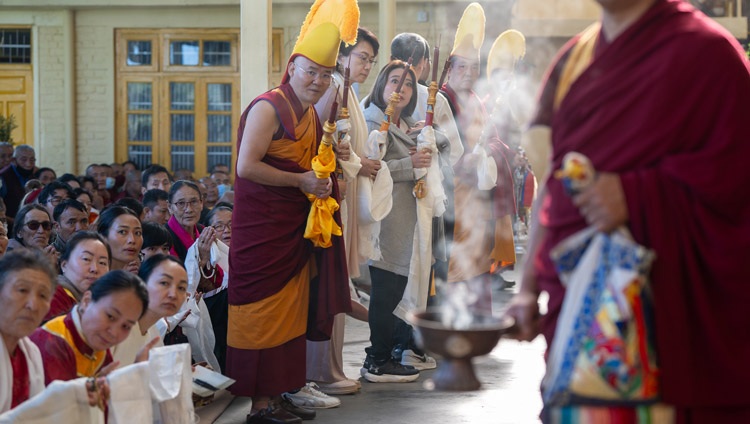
[[0, 113, 18, 144]]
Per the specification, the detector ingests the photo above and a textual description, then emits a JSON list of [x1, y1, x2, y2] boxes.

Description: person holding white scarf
[[360, 60, 450, 383], [0, 249, 56, 413], [111, 255, 188, 368], [308, 26, 379, 396]]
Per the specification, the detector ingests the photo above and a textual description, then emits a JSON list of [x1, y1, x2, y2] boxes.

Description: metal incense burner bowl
[[408, 309, 515, 391]]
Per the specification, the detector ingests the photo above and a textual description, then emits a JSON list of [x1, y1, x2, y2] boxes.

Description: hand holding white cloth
[[177, 242, 221, 372], [414, 126, 447, 216], [394, 126, 448, 320], [473, 143, 498, 191], [335, 119, 362, 181], [358, 129, 393, 261], [0, 378, 103, 424]]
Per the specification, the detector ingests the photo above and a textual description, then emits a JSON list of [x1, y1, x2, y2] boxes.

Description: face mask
[[217, 184, 231, 198], [105, 177, 115, 190]]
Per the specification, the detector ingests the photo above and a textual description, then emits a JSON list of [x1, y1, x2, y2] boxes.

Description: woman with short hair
[[0, 250, 57, 412]]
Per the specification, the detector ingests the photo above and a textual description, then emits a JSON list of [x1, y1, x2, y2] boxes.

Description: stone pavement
[[212, 268, 547, 424]]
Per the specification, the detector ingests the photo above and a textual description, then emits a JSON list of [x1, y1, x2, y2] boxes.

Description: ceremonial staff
[[335, 59, 352, 179], [413, 43, 440, 199]]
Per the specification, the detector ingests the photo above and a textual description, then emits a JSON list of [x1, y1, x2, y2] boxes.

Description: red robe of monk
[[532, 0, 750, 415], [226, 82, 350, 398]]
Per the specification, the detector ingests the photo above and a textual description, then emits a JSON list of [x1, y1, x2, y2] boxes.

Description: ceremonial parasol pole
[[413, 42, 440, 199], [335, 58, 352, 179]]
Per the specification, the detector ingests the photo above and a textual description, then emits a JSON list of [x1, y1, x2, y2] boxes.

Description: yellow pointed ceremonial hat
[[292, 0, 360, 68], [450, 2, 485, 61], [486, 29, 526, 76]]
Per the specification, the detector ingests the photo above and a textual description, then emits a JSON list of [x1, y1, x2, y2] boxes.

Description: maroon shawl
[[533, 0, 750, 407], [229, 83, 351, 341]]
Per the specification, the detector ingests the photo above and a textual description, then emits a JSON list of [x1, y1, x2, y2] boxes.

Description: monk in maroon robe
[[227, 49, 350, 422], [507, 0, 750, 422]]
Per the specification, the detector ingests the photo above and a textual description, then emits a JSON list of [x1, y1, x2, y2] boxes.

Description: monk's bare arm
[[236, 100, 330, 196]]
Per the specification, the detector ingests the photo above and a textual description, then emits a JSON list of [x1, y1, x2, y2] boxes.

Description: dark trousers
[[365, 266, 410, 363]]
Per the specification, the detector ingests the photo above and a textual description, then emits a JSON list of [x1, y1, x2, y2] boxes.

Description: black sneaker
[[359, 356, 419, 383]]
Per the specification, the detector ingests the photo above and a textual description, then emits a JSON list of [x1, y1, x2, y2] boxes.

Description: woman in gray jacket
[[359, 60, 451, 383]]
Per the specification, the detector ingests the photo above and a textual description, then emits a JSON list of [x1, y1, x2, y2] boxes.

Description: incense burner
[[408, 309, 515, 391]]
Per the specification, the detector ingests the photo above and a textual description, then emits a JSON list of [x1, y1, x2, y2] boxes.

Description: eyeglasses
[[212, 222, 232, 232], [294, 63, 333, 82], [351, 52, 377, 66], [172, 199, 201, 210], [47, 196, 64, 206], [25, 220, 52, 231]]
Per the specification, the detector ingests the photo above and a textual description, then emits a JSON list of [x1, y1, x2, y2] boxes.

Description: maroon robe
[[230, 82, 350, 339], [10, 348, 30, 409], [43, 285, 77, 324], [533, 0, 750, 410], [227, 82, 350, 397]]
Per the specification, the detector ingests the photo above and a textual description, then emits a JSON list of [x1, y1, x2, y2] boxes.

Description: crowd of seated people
[[0, 146, 242, 416]]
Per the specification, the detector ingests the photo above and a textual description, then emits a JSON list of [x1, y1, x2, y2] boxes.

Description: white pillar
[[379, 0, 396, 65], [240, 0, 271, 108], [63, 9, 77, 173]]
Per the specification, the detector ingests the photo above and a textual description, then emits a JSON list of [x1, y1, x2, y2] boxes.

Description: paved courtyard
[[208, 262, 548, 424]]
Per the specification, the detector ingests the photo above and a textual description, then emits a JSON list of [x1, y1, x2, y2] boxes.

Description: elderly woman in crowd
[[7, 204, 58, 266], [164, 180, 222, 354], [0, 250, 57, 413], [166, 181, 220, 291], [30, 270, 149, 384], [97, 205, 143, 273], [112, 254, 188, 368], [44, 231, 111, 322]]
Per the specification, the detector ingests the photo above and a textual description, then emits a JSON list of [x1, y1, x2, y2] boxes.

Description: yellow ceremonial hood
[[283, 0, 360, 84], [486, 29, 526, 77], [450, 2, 485, 62]]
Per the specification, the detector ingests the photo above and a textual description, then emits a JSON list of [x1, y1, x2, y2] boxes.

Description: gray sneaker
[[401, 349, 437, 370]]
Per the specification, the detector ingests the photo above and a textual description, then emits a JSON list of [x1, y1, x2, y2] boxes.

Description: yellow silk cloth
[[43, 315, 107, 378], [227, 259, 313, 349], [554, 22, 600, 111], [304, 130, 342, 248]]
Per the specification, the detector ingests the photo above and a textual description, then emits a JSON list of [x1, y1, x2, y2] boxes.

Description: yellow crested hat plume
[[450, 2, 485, 61], [486, 29, 526, 76], [292, 0, 360, 68]]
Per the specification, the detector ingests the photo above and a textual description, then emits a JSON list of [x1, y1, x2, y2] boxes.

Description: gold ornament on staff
[[413, 42, 441, 199], [379, 50, 415, 132]]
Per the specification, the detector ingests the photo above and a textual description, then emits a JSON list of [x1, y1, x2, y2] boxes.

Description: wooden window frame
[[115, 29, 239, 176]]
